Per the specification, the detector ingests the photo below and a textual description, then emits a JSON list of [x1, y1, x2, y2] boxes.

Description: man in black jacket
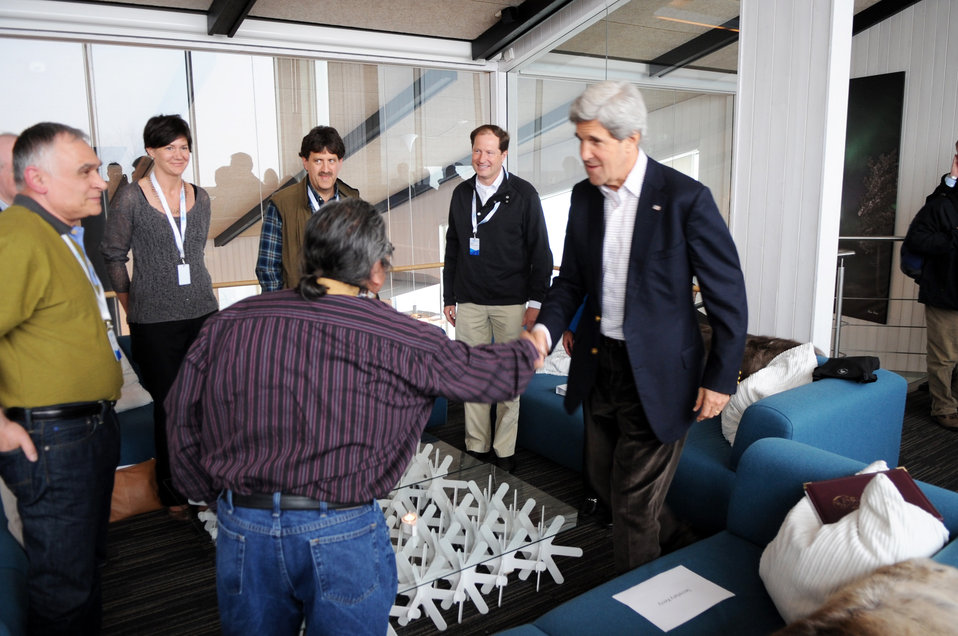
[[905, 142, 958, 430], [442, 125, 553, 470]]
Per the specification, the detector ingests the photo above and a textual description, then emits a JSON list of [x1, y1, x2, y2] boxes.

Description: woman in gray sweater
[[101, 114, 217, 519]]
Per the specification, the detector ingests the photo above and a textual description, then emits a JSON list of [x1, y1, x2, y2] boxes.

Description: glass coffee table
[[382, 440, 580, 632]]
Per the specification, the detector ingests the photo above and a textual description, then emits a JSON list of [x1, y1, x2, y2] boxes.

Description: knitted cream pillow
[[115, 354, 153, 413], [722, 343, 818, 444], [759, 462, 949, 624]]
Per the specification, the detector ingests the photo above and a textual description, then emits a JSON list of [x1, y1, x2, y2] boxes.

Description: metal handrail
[[834, 235, 926, 375]]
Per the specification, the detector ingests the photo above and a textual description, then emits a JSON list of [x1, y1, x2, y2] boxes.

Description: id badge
[[107, 327, 122, 361], [178, 262, 191, 286], [469, 237, 480, 255]]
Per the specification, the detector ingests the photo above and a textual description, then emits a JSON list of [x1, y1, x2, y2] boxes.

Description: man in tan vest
[[255, 126, 358, 292]]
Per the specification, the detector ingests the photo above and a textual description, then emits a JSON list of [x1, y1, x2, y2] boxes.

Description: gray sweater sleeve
[[100, 183, 136, 294]]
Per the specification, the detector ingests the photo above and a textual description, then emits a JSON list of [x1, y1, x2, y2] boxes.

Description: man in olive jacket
[[255, 126, 358, 291]]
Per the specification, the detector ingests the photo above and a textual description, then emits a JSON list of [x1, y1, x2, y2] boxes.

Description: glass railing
[[109, 249, 926, 384]]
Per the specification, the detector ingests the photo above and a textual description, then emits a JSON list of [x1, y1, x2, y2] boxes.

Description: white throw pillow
[[722, 342, 818, 444], [759, 461, 950, 624], [115, 354, 153, 413], [538, 344, 572, 376]]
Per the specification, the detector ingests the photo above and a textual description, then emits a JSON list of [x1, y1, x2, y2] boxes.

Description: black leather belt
[[4, 400, 112, 423], [231, 493, 366, 511], [600, 335, 627, 348]]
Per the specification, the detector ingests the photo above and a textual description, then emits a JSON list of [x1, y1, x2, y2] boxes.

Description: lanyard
[[470, 170, 507, 237], [61, 228, 121, 360], [306, 184, 338, 213], [151, 172, 187, 263]]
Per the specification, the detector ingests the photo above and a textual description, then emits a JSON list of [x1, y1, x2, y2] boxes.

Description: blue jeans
[[216, 492, 397, 636], [0, 405, 120, 635]]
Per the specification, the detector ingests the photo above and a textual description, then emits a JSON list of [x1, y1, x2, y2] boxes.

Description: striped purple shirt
[[166, 289, 538, 504]]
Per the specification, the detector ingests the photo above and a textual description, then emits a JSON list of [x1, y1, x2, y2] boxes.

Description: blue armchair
[[496, 437, 958, 635], [668, 365, 906, 533]]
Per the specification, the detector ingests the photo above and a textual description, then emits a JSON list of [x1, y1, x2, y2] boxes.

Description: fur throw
[[699, 324, 808, 382], [775, 558, 958, 635]]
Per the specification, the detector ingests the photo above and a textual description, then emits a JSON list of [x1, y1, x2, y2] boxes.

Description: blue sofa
[[516, 366, 907, 534], [117, 336, 156, 467], [517, 374, 583, 472], [0, 503, 27, 636], [496, 437, 958, 635]]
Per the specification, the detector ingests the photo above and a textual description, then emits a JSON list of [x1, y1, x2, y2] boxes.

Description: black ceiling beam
[[648, 0, 920, 78], [852, 0, 922, 35], [207, 0, 257, 37], [472, 0, 575, 61], [648, 17, 739, 78]]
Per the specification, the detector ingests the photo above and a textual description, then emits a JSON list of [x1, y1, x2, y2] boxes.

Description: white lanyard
[[151, 172, 187, 263], [61, 229, 122, 360], [306, 184, 337, 213], [470, 171, 507, 237]]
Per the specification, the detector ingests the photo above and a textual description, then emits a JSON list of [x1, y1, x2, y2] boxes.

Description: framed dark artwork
[[838, 71, 905, 324]]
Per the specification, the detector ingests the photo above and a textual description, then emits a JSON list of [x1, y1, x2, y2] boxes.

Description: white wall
[[645, 94, 734, 222], [841, 0, 958, 372], [731, 0, 853, 352]]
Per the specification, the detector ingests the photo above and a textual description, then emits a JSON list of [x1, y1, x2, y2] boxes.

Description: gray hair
[[569, 80, 648, 141], [297, 198, 394, 300], [13, 122, 88, 188]]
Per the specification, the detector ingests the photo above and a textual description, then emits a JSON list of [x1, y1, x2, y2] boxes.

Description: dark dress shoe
[[580, 496, 600, 516], [579, 497, 612, 527], [466, 449, 492, 462], [496, 455, 517, 472]]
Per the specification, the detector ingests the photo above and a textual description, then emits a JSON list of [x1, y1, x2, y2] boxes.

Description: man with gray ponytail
[[166, 198, 544, 635]]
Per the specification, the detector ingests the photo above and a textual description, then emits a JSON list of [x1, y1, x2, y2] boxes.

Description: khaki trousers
[[455, 302, 525, 457], [925, 304, 958, 416]]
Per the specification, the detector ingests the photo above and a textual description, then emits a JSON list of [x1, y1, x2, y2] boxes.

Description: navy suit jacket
[[537, 158, 748, 443]]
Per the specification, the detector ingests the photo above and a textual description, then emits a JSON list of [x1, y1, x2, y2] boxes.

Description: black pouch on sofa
[[812, 356, 880, 383]]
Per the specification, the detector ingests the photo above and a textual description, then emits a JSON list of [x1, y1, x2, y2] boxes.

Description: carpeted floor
[[897, 386, 958, 491], [101, 387, 958, 635]]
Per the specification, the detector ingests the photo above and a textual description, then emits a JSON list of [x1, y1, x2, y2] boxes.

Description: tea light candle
[[401, 511, 418, 537]]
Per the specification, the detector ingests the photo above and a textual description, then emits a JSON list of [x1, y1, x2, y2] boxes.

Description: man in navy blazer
[[532, 81, 748, 571]]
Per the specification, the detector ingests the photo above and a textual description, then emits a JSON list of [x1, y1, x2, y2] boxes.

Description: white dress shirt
[[475, 168, 504, 205], [599, 149, 648, 340]]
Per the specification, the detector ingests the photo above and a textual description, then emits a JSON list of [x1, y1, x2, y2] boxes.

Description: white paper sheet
[[612, 565, 734, 631]]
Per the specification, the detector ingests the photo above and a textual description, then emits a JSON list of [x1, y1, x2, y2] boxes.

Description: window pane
[[89, 44, 190, 186], [324, 63, 490, 321], [0, 35, 493, 328], [191, 51, 279, 240], [515, 76, 734, 248], [0, 39, 89, 133]]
